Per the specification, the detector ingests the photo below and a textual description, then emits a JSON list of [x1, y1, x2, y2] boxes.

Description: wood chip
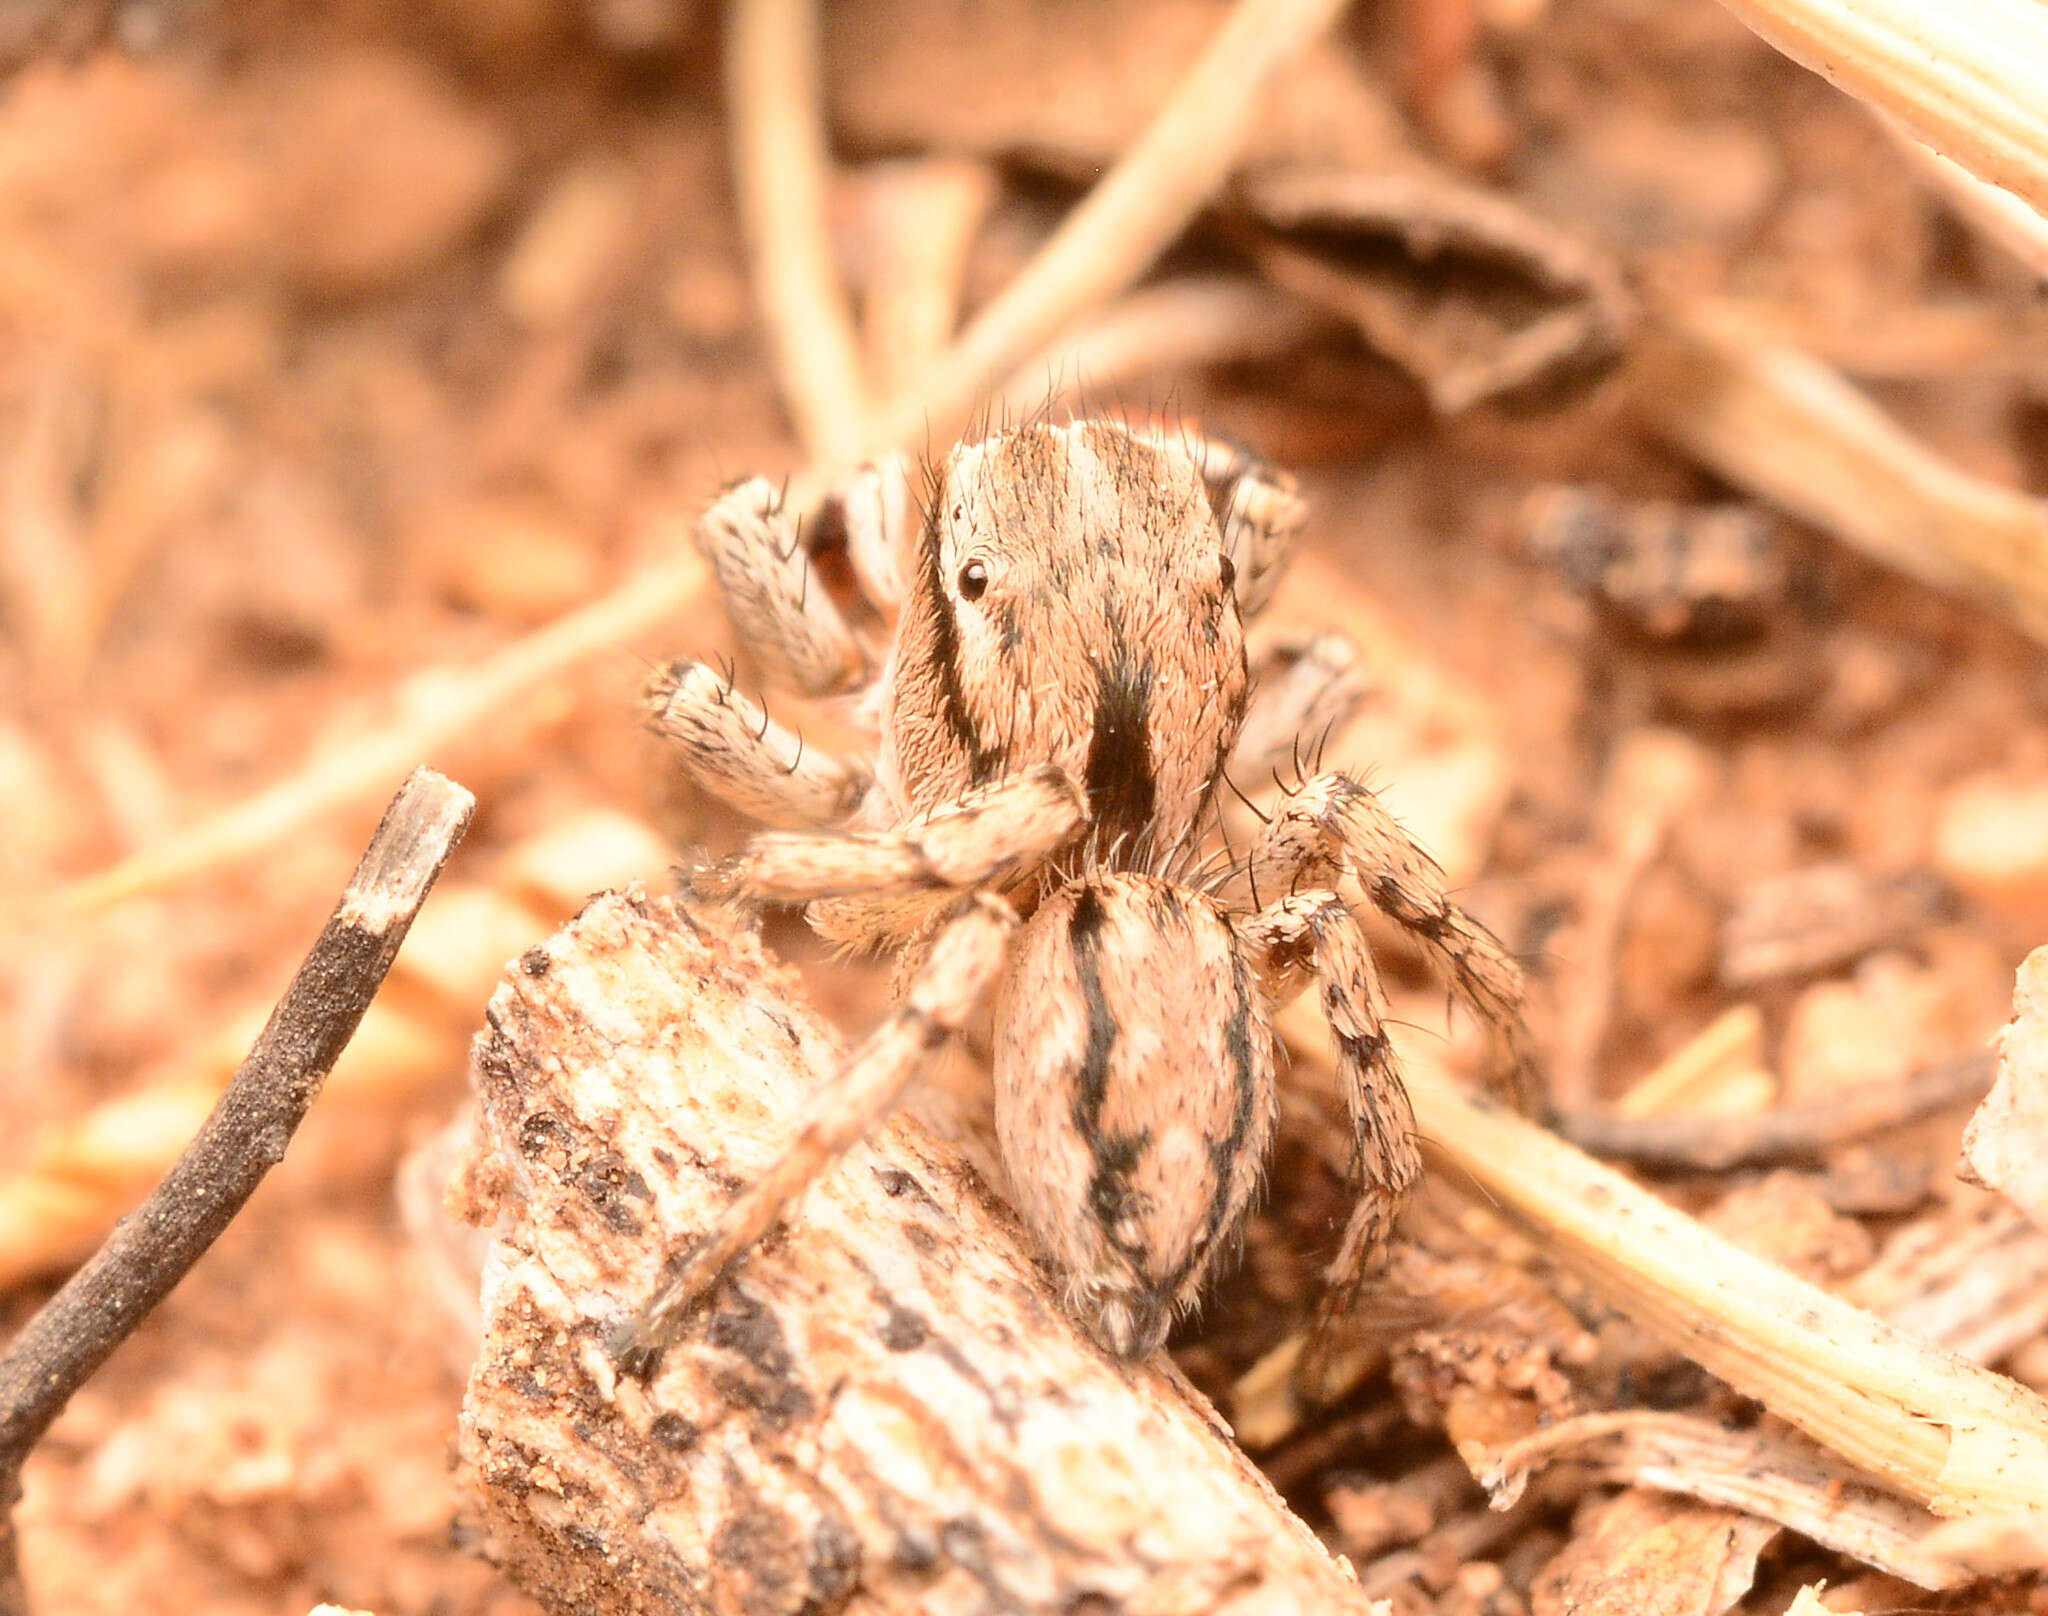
[[1528, 1487, 1778, 1616], [1237, 167, 1636, 413], [1963, 946, 2048, 1229], [455, 891, 1381, 1614], [1487, 1411, 1965, 1590], [1721, 863, 1953, 988]]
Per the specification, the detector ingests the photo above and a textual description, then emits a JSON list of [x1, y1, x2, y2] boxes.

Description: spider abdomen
[[991, 873, 1279, 1358]]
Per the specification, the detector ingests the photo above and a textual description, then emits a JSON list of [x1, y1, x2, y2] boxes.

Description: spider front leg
[[646, 658, 872, 829], [609, 892, 1017, 1377], [609, 767, 1086, 1375], [1248, 772, 1540, 1112], [696, 476, 875, 698], [1237, 892, 1420, 1317], [691, 764, 1085, 909], [1176, 431, 1308, 618]]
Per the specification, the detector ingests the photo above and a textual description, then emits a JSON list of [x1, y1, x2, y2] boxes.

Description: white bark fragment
[[453, 889, 1374, 1615], [1962, 946, 2048, 1229]]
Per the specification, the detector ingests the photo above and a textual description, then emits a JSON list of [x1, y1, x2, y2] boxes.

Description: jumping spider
[[613, 417, 1535, 1371]]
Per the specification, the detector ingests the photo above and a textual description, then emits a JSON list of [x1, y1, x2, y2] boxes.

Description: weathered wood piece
[[0, 767, 476, 1616], [454, 890, 1376, 1615]]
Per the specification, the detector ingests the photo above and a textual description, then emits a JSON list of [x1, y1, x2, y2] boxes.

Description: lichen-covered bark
[[453, 890, 1375, 1615]]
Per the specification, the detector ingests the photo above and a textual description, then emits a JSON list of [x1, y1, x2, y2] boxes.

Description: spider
[[611, 417, 1535, 1372]]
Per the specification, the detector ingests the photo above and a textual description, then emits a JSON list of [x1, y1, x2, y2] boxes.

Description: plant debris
[[7, 0, 2048, 1613]]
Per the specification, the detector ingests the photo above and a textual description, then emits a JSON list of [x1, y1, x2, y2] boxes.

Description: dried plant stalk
[[43, 552, 707, 918], [1712, 0, 2048, 217], [1610, 1004, 1765, 1121], [1485, 1411, 1964, 1589], [856, 159, 1000, 398], [866, 0, 1352, 451], [728, 0, 871, 461], [1885, 116, 2048, 278], [1636, 302, 2048, 646], [993, 277, 1326, 420], [457, 892, 1379, 1614], [1280, 1007, 2048, 1517]]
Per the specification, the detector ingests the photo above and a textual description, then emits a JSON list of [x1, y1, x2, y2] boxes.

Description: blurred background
[[5, 0, 2048, 1611]]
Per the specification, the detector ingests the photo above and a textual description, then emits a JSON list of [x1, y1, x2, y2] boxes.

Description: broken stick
[[1558, 1051, 1995, 1173], [0, 768, 475, 1616]]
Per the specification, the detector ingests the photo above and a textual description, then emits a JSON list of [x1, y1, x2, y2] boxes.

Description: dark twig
[[0, 767, 474, 1615], [1552, 1051, 1995, 1174]]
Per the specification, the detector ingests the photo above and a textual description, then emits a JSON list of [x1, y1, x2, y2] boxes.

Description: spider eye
[[1218, 553, 1238, 595], [958, 559, 989, 601]]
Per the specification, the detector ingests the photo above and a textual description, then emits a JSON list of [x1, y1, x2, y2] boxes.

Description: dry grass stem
[[1711, 0, 2048, 217], [856, 158, 1000, 399], [727, 0, 871, 462], [1885, 116, 2048, 279], [1611, 1004, 1767, 1120], [1558, 1053, 1993, 1174], [39, 551, 706, 919], [993, 277, 1328, 422], [1282, 1006, 2048, 1517], [1636, 301, 2048, 646], [1698, 295, 2048, 382], [865, 0, 1353, 452], [1483, 1411, 1964, 1589]]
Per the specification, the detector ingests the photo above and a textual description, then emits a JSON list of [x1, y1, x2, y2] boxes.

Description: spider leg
[[1183, 432, 1308, 619], [646, 659, 872, 829], [697, 476, 872, 697], [692, 764, 1085, 909], [616, 769, 1083, 1374], [839, 451, 916, 615], [1248, 771, 1539, 1113], [610, 892, 1016, 1376], [1236, 891, 1419, 1316]]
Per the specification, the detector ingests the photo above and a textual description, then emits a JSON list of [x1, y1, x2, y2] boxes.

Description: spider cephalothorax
[[886, 421, 1249, 858], [614, 417, 1533, 1369]]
